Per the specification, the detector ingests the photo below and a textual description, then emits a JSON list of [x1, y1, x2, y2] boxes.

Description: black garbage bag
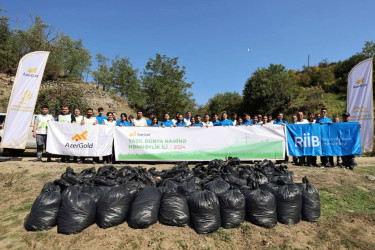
[[61, 166, 83, 185], [92, 176, 117, 186], [25, 184, 61, 231], [81, 186, 110, 204], [121, 181, 145, 197], [53, 178, 72, 189], [179, 177, 201, 197], [97, 165, 118, 179], [158, 179, 181, 191], [188, 190, 221, 234], [134, 166, 156, 186], [96, 186, 134, 228], [205, 178, 230, 195], [80, 167, 96, 179], [242, 189, 277, 228], [275, 184, 302, 225], [159, 191, 190, 226], [128, 187, 161, 229], [218, 190, 245, 228], [300, 177, 320, 222], [223, 173, 247, 187], [57, 186, 96, 234]]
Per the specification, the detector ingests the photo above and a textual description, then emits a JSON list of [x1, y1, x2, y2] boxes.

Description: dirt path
[[0, 157, 375, 249]]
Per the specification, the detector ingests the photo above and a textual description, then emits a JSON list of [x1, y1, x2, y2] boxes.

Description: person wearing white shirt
[[33, 105, 54, 162], [295, 111, 309, 166], [201, 113, 213, 127], [72, 108, 83, 124], [171, 112, 180, 125], [133, 111, 147, 127], [80, 108, 98, 164], [58, 105, 74, 163], [184, 111, 192, 126], [103, 112, 116, 164]]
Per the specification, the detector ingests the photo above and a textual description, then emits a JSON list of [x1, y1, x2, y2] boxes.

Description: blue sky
[[2, 0, 375, 105]]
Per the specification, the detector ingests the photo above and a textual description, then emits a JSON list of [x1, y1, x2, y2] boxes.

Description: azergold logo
[[352, 106, 368, 113], [72, 131, 88, 141], [19, 90, 33, 104], [356, 77, 364, 84], [128, 131, 136, 137], [27, 68, 37, 73]]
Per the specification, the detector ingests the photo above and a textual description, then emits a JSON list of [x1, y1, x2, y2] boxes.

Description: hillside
[[0, 73, 137, 116]]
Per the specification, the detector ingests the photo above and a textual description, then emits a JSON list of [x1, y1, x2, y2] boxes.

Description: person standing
[[80, 108, 98, 164], [243, 113, 253, 126], [201, 114, 213, 127], [133, 110, 147, 127], [184, 111, 192, 126], [267, 114, 274, 123], [175, 114, 187, 127], [172, 112, 181, 125], [294, 111, 309, 166], [212, 113, 221, 126], [102, 112, 116, 164], [147, 113, 155, 126], [221, 112, 234, 126], [117, 113, 132, 126], [306, 111, 317, 166], [72, 108, 84, 124], [273, 112, 288, 125], [251, 115, 261, 125], [96, 107, 107, 125], [231, 112, 238, 126], [33, 105, 54, 162], [150, 117, 160, 127], [58, 106, 75, 162], [161, 113, 174, 128], [195, 115, 203, 127], [113, 112, 118, 121], [316, 108, 334, 167], [341, 112, 357, 170]]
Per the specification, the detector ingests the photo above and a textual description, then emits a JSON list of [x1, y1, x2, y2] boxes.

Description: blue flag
[[287, 123, 361, 156]]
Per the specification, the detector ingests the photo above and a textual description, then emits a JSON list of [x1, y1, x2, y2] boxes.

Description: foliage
[[92, 53, 112, 91], [242, 64, 298, 116], [361, 40, 375, 58], [141, 54, 195, 118], [207, 91, 242, 116], [36, 86, 88, 117]]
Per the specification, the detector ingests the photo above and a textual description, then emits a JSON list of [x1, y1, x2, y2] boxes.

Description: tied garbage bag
[[300, 177, 320, 222], [128, 187, 161, 229], [218, 190, 245, 228], [188, 190, 221, 234], [205, 178, 230, 195], [81, 186, 110, 204], [179, 177, 201, 196], [57, 186, 96, 234], [159, 191, 190, 226], [242, 189, 277, 228], [96, 186, 134, 228], [275, 184, 302, 225], [24, 183, 61, 231]]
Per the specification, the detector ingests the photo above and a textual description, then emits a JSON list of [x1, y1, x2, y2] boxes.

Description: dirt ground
[[0, 156, 375, 250]]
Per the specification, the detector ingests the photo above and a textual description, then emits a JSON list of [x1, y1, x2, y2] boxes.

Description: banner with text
[[347, 58, 373, 152], [114, 126, 286, 161], [47, 122, 114, 156], [287, 123, 361, 156], [1, 51, 49, 149]]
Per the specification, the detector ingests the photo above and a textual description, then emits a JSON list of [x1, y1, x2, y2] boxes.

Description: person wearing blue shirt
[[273, 112, 288, 125], [251, 115, 261, 125], [116, 113, 132, 126], [194, 115, 203, 126], [243, 113, 253, 125], [146, 113, 155, 126], [341, 112, 356, 170], [150, 117, 160, 127], [316, 108, 334, 167], [212, 113, 221, 126], [96, 107, 107, 125], [175, 114, 187, 127], [161, 113, 174, 128], [220, 112, 234, 126]]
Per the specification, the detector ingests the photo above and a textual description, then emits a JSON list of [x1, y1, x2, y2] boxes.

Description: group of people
[[32, 106, 357, 169]]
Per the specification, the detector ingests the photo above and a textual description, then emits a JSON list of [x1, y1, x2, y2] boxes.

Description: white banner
[[46, 122, 114, 156], [114, 126, 286, 161], [347, 58, 373, 152], [1, 51, 50, 149]]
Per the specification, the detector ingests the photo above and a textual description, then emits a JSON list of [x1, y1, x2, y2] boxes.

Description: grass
[[210, 227, 232, 243], [355, 166, 375, 176]]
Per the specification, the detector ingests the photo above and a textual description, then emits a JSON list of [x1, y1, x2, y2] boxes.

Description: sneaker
[[92, 161, 97, 164], [103, 160, 108, 165], [77, 160, 83, 164], [349, 165, 355, 170], [33, 158, 42, 162], [47, 158, 52, 162]]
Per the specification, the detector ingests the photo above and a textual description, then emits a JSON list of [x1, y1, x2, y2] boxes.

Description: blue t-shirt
[[273, 120, 288, 125], [221, 119, 233, 126], [96, 115, 107, 125], [243, 120, 253, 125], [194, 122, 202, 127], [147, 119, 152, 126], [161, 120, 174, 127], [150, 123, 160, 127], [316, 117, 332, 124], [212, 120, 221, 126], [116, 120, 132, 126], [176, 122, 187, 127], [253, 122, 261, 125]]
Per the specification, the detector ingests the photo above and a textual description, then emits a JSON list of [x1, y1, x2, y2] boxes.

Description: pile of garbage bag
[[24, 158, 320, 234]]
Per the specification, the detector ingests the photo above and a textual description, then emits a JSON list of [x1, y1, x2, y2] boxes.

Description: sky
[[2, 0, 375, 105]]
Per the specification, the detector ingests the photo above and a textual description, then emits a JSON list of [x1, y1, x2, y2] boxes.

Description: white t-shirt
[[35, 114, 54, 134], [103, 119, 117, 127], [295, 119, 309, 124], [202, 121, 213, 127], [73, 115, 83, 124], [58, 114, 72, 123], [84, 117, 97, 125], [232, 120, 237, 126], [133, 117, 147, 127]]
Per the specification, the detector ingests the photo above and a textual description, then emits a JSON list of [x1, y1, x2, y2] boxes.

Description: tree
[[92, 53, 112, 91], [110, 56, 144, 107], [207, 91, 242, 115], [242, 64, 297, 115], [361, 40, 375, 58], [141, 54, 195, 118]]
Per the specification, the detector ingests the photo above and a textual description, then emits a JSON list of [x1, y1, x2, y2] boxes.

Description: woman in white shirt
[[103, 112, 116, 164], [201, 113, 213, 127]]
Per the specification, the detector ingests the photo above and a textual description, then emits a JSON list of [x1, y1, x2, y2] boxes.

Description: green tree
[[92, 53, 112, 91], [361, 40, 375, 57], [141, 54, 195, 118], [207, 91, 242, 115], [110, 56, 144, 107], [242, 64, 297, 115]]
